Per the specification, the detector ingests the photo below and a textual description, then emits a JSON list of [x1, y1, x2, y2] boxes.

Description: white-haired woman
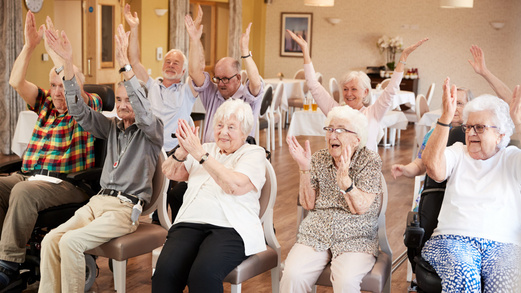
[[153, 99, 266, 293], [282, 106, 383, 292], [421, 78, 521, 292], [287, 30, 428, 151]]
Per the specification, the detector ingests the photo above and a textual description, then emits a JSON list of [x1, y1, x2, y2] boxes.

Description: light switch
[[157, 47, 163, 61], [148, 69, 152, 75], [42, 53, 49, 61]]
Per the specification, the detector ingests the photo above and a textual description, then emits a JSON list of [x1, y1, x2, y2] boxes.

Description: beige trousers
[[280, 243, 376, 293], [38, 195, 137, 293]]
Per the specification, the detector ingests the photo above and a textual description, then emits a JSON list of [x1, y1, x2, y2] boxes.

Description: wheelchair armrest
[[0, 159, 23, 174], [67, 167, 103, 181], [404, 211, 424, 249]]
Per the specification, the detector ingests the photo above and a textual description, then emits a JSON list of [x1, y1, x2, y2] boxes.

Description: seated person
[[0, 11, 100, 290], [38, 25, 163, 292], [286, 30, 428, 151], [421, 77, 521, 292], [152, 99, 266, 293], [391, 87, 473, 179], [281, 106, 383, 292]]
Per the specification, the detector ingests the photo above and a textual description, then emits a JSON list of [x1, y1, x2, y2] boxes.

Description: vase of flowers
[[377, 35, 403, 71]]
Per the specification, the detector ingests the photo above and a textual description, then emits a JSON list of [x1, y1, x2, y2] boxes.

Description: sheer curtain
[[0, 1, 24, 155], [169, 0, 190, 55], [228, 0, 242, 60]]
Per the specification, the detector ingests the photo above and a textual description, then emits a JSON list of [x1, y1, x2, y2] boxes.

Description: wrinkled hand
[[400, 38, 429, 61], [286, 136, 311, 171], [176, 119, 203, 158], [115, 24, 130, 68], [511, 85, 521, 126], [440, 77, 457, 123], [240, 23, 252, 53], [336, 144, 352, 190], [124, 4, 140, 29], [44, 29, 73, 63], [286, 29, 309, 56], [391, 164, 405, 179], [468, 45, 487, 76], [185, 8, 203, 41], [24, 11, 45, 49]]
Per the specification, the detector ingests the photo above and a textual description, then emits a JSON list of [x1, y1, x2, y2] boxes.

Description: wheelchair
[[404, 126, 465, 293], [0, 84, 114, 293]]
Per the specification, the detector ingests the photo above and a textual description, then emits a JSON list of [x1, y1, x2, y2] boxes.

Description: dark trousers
[[152, 223, 247, 293]]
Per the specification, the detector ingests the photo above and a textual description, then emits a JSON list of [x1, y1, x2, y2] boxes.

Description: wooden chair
[[329, 77, 340, 104], [315, 72, 323, 85], [287, 69, 308, 113], [270, 82, 285, 150], [411, 94, 429, 161], [425, 83, 435, 106], [255, 84, 273, 150], [379, 78, 391, 90]]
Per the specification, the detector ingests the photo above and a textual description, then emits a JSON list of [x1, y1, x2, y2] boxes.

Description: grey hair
[[324, 105, 368, 149], [340, 71, 372, 104], [457, 87, 474, 102], [164, 49, 188, 72], [462, 94, 514, 149], [212, 99, 254, 136]]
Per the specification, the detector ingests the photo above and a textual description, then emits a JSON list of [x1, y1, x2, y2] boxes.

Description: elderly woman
[[287, 30, 428, 151], [152, 99, 266, 293], [421, 78, 521, 292], [391, 87, 474, 179], [281, 106, 383, 292]]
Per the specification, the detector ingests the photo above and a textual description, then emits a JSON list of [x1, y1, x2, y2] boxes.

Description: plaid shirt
[[21, 88, 102, 173]]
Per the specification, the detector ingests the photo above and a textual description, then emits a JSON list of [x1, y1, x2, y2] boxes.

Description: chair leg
[[278, 115, 283, 147], [230, 283, 241, 293], [112, 259, 127, 293], [311, 285, 318, 293], [271, 267, 280, 293]]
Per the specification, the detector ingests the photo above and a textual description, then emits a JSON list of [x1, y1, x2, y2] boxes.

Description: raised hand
[[240, 23, 252, 54], [114, 24, 130, 68], [468, 45, 487, 76], [44, 29, 73, 63], [176, 119, 202, 158], [336, 144, 352, 190], [440, 77, 458, 123], [124, 4, 140, 29], [286, 136, 311, 171], [24, 11, 45, 49], [399, 37, 429, 61], [511, 85, 521, 126], [286, 29, 309, 55], [185, 8, 203, 41], [44, 16, 64, 66]]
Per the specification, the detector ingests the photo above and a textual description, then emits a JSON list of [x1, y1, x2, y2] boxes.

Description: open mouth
[[330, 143, 341, 149]]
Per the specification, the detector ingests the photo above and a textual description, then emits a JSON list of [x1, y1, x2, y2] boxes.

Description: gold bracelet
[[299, 169, 310, 174]]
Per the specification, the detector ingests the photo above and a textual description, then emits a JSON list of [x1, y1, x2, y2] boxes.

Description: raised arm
[[124, 4, 148, 82], [423, 78, 457, 182], [468, 45, 513, 103], [394, 38, 429, 73], [185, 6, 205, 87], [9, 11, 44, 106], [510, 85, 521, 147], [241, 23, 261, 96], [286, 136, 316, 210]]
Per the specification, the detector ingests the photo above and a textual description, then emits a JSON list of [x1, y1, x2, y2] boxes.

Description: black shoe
[[0, 269, 23, 293]]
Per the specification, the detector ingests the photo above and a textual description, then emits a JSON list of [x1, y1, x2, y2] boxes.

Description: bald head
[[214, 57, 242, 99]]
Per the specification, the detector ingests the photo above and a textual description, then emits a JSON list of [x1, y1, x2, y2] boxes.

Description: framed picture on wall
[[280, 12, 313, 57]]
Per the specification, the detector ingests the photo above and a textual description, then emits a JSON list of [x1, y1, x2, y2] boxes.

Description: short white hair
[[462, 94, 514, 149], [324, 105, 368, 149], [340, 71, 372, 104], [212, 99, 254, 136], [164, 49, 188, 72]]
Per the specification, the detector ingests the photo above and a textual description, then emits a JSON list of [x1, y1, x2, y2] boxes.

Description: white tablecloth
[[415, 108, 442, 146], [287, 109, 408, 146], [366, 90, 416, 109], [264, 78, 306, 112]]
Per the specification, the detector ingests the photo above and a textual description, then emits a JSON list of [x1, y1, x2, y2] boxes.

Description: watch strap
[[119, 64, 132, 74], [55, 66, 64, 75], [199, 153, 210, 164]]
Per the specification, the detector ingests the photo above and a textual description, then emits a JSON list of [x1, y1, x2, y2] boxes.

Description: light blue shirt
[[147, 77, 196, 151]]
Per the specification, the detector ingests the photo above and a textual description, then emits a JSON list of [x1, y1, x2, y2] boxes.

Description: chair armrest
[[66, 168, 103, 181], [404, 211, 424, 249], [0, 159, 23, 174]]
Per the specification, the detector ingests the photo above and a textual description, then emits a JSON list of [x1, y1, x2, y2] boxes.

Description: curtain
[[228, 0, 242, 59], [169, 0, 189, 55], [0, 1, 24, 155]]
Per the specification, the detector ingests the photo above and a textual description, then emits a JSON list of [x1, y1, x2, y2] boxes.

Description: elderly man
[[185, 7, 264, 143], [124, 3, 197, 152], [0, 11, 101, 290], [38, 24, 163, 293]]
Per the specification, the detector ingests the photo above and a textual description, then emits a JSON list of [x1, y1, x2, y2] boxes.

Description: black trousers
[[152, 222, 247, 293]]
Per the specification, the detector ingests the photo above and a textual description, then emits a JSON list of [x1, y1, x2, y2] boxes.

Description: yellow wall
[[22, 0, 56, 89], [242, 0, 266, 75]]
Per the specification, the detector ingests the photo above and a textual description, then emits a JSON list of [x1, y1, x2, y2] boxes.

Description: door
[[82, 0, 122, 88]]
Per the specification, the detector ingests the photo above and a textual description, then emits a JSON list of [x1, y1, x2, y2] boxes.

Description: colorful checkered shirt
[[21, 88, 102, 173]]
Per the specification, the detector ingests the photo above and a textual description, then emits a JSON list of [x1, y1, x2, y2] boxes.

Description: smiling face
[[214, 58, 241, 99], [326, 117, 361, 164], [214, 115, 247, 154], [115, 85, 135, 124], [162, 51, 185, 82], [465, 110, 503, 160], [452, 90, 469, 126], [49, 70, 67, 114], [342, 78, 368, 110]]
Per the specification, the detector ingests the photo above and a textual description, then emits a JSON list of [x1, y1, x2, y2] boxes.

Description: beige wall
[[264, 0, 521, 110]]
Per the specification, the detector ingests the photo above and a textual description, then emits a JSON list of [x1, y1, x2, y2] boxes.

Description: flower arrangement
[[377, 35, 403, 71]]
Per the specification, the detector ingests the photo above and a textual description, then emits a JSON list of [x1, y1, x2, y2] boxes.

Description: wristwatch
[[119, 64, 132, 74], [241, 51, 252, 59], [199, 153, 210, 164], [54, 65, 64, 75]]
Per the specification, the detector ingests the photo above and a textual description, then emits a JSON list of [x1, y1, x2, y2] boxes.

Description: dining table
[[366, 89, 416, 110], [263, 78, 306, 112], [415, 108, 442, 147], [286, 108, 408, 146]]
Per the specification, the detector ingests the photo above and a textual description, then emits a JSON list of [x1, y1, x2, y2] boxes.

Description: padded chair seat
[[223, 245, 278, 284], [287, 97, 304, 108], [86, 222, 167, 261], [315, 249, 392, 292]]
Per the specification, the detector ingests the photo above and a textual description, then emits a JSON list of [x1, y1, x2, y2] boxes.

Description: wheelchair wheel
[[84, 254, 97, 292]]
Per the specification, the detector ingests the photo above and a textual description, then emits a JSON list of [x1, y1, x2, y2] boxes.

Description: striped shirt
[[21, 88, 102, 173]]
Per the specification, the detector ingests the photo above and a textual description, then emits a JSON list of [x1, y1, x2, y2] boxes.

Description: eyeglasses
[[212, 74, 238, 84], [323, 127, 357, 135], [461, 124, 498, 134]]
